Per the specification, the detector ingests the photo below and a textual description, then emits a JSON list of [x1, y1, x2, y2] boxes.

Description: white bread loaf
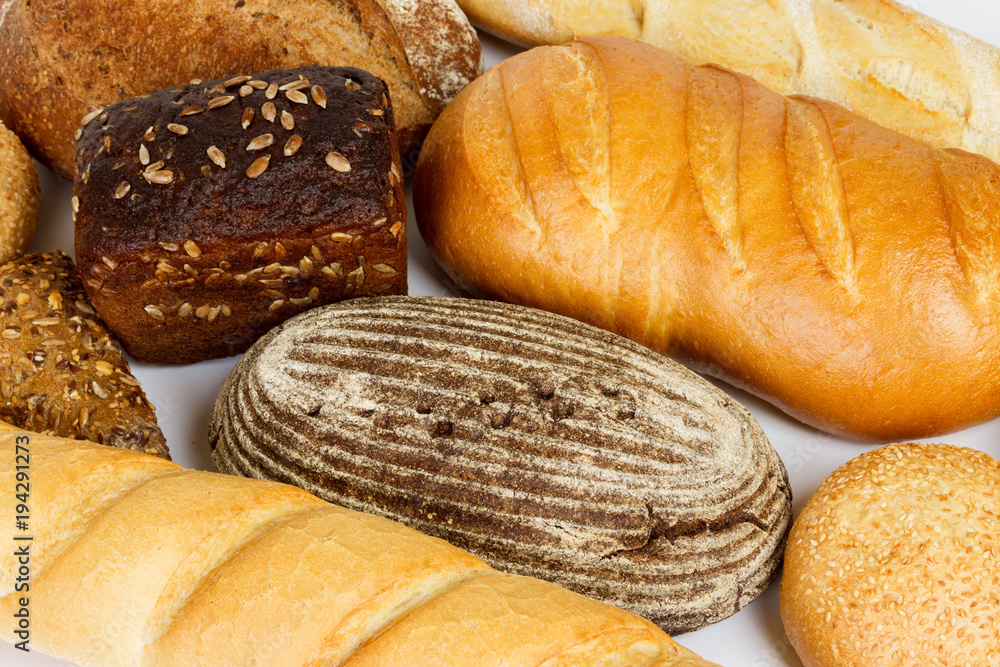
[[454, 0, 1000, 163], [414, 36, 1000, 442], [0, 423, 716, 666]]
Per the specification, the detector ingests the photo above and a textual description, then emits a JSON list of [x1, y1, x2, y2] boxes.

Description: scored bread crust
[[0, 426, 719, 667], [414, 36, 1000, 442], [0, 0, 482, 177], [780, 444, 1000, 666], [454, 0, 1000, 164]]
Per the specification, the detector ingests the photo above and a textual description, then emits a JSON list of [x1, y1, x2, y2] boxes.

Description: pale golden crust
[[0, 119, 37, 263], [414, 36, 1000, 442], [781, 444, 1000, 666], [0, 429, 716, 666]]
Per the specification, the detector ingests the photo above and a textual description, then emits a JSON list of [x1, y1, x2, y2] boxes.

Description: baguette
[[454, 0, 1000, 163], [0, 424, 717, 666], [0, 0, 482, 178], [414, 36, 1000, 442]]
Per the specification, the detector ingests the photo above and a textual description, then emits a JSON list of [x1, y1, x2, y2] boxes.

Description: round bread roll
[[0, 120, 38, 264], [781, 443, 1000, 666]]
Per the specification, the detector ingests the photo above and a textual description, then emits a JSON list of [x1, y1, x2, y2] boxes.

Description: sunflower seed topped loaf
[[74, 66, 406, 365], [0, 251, 168, 458], [210, 296, 793, 634]]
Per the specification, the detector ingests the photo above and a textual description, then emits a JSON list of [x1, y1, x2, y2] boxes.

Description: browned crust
[[0, 119, 38, 263], [0, 251, 168, 457], [73, 67, 406, 365], [0, 0, 480, 177]]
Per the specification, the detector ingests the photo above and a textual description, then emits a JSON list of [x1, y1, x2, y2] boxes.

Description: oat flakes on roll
[[210, 296, 793, 634], [74, 66, 406, 365], [781, 444, 1000, 666], [0, 252, 168, 457], [0, 119, 38, 264]]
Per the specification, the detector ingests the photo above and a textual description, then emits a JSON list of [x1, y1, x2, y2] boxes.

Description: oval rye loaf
[[209, 296, 793, 634]]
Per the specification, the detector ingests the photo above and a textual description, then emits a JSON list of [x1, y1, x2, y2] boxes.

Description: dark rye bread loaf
[[0, 251, 167, 458], [74, 66, 406, 365], [210, 296, 793, 634]]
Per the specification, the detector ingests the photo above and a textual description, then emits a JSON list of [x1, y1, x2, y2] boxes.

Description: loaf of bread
[[415, 36, 1000, 442], [210, 296, 792, 634], [0, 0, 482, 177], [74, 66, 406, 365], [454, 0, 1000, 163], [781, 443, 1000, 666], [0, 252, 168, 457], [0, 119, 37, 264], [0, 424, 718, 667]]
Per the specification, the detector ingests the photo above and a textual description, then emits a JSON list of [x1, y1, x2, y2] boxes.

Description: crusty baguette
[[414, 36, 1000, 442], [781, 444, 1000, 665], [0, 426, 717, 666], [0, 0, 482, 178], [454, 0, 1000, 163]]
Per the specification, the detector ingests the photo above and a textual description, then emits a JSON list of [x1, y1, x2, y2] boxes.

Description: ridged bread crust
[[0, 0, 482, 177], [454, 0, 1000, 163], [0, 424, 718, 667], [781, 444, 1000, 666], [209, 296, 793, 634], [414, 37, 1000, 442]]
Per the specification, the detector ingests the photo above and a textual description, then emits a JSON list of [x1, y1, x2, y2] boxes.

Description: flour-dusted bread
[[0, 119, 37, 263], [781, 443, 1000, 666], [0, 424, 719, 667], [0, 0, 482, 177], [210, 296, 793, 634], [74, 66, 406, 365], [415, 37, 1000, 442], [0, 252, 168, 457], [454, 0, 1000, 163]]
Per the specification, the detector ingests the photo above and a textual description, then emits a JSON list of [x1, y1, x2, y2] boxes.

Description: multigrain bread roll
[[0, 119, 37, 264], [0, 424, 718, 667], [74, 66, 406, 365], [780, 443, 1000, 666], [415, 36, 1000, 443], [210, 297, 793, 634], [0, 252, 168, 457], [454, 0, 1000, 163], [0, 0, 482, 177]]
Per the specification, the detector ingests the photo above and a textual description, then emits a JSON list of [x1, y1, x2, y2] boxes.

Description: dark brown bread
[[210, 296, 793, 634], [0, 251, 168, 457], [0, 0, 482, 177], [74, 66, 406, 365]]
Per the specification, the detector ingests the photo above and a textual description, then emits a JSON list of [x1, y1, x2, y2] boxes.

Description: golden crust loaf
[[414, 36, 1000, 442], [781, 443, 1000, 666], [0, 426, 719, 666], [0, 0, 482, 177], [454, 0, 1000, 163], [0, 119, 37, 264]]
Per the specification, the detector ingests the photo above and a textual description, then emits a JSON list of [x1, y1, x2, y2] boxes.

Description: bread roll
[[454, 0, 1000, 163], [781, 443, 1000, 666], [0, 119, 37, 263], [0, 425, 717, 666], [210, 296, 792, 634], [73, 66, 406, 365], [0, 0, 482, 177], [414, 36, 1000, 442]]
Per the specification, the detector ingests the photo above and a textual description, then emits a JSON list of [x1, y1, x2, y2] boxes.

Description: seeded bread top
[[74, 66, 396, 262], [0, 119, 38, 264]]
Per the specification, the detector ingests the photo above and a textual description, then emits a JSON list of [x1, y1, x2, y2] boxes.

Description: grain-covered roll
[[0, 119, 38, 264], [210, 296, 793, 634], [781, 443, 1000, 666]]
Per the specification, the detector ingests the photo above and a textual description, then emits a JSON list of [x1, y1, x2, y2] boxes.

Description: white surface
[[4, 0, 1000, 664]]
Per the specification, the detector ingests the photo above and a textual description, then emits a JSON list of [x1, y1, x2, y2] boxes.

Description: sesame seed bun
[[0, 119, 38, 264], [781, 443, 1000, 666]]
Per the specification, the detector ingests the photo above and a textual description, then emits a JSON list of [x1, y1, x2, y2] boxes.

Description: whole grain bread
[[0, 251, 168, 457], [74, 66, 407, 365], [210, 296, 793, 634], [0, 0, 482, 177]]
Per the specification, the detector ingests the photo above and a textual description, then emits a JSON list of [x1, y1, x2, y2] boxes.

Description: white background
[[4, 0, 1000, 664]]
